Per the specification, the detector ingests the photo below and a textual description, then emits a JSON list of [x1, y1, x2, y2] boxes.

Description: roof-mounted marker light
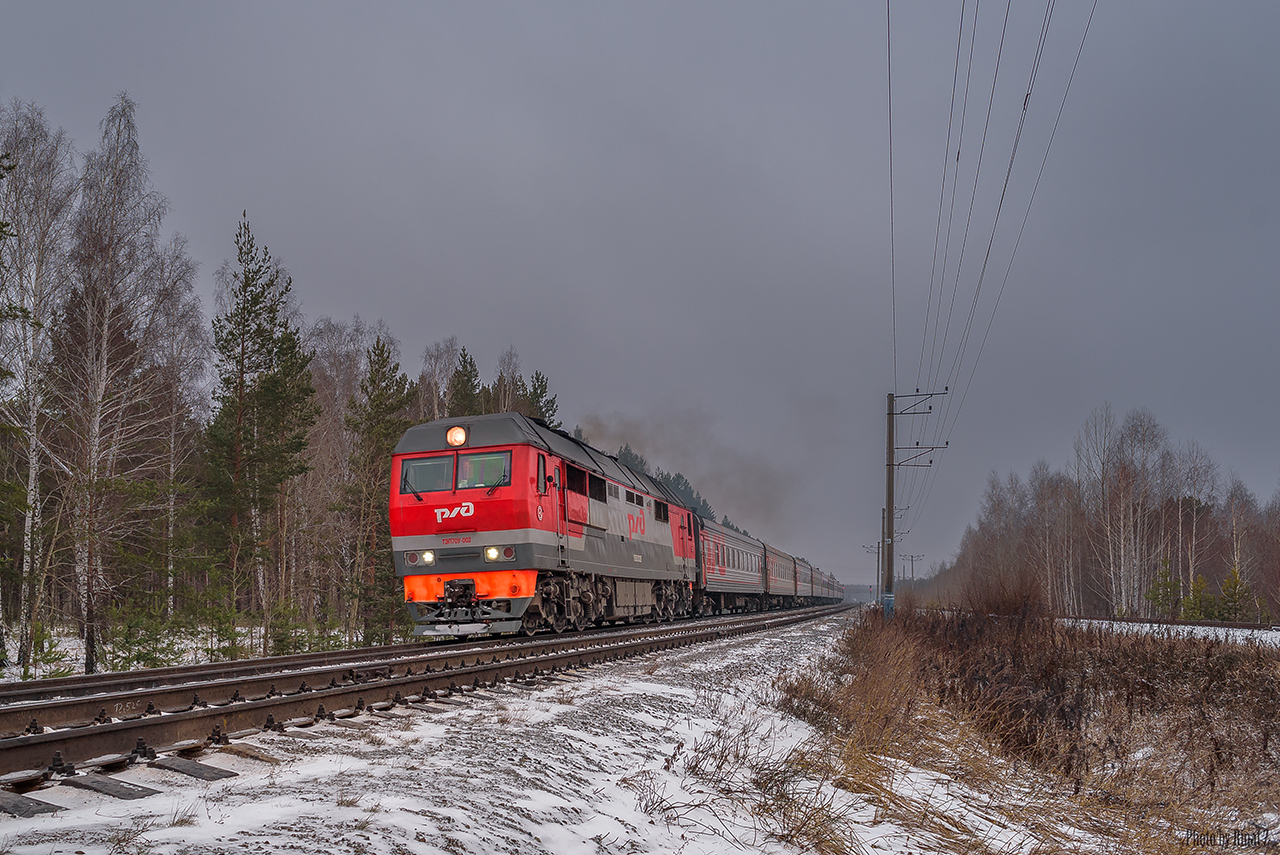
[[446, 426, 467, 447]]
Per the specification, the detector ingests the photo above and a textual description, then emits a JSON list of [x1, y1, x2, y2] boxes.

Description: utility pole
[[884, 388, 947, 617], [862, 542, 881, 604], [885, 394, 895, 615], [904, 553, 924, 592]]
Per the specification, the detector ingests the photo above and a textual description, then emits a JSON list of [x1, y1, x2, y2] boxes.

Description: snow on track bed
[[4, 616, 853, 855]]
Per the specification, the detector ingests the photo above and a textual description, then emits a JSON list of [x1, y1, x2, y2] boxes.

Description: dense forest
[[0, 95, 575, 676], [920, 403, 1280, 623]]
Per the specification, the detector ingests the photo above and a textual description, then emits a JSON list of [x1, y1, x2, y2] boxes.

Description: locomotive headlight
[[446, 426, 467, 447], [483, 545, 516, 562], [420, 550, 435, 565]]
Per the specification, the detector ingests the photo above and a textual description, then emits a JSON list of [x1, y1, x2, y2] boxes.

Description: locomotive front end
[[390, 415, 555, 636]]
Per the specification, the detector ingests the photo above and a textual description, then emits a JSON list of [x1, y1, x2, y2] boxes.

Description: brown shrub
[[780, 608, 1280, 849]]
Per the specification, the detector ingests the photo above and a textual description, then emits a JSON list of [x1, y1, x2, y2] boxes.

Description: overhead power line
[[890, 0, 1100, 538]]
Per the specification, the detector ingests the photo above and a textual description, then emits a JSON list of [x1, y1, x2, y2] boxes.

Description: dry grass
[[167, 800, 199, 828], [774, 597, 1280, 853], [106, 815, 157, 855]]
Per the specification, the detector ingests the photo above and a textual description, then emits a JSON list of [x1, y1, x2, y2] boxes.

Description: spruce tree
[[528, 370, 560, 428], [344, 337, 414, 644], [446, 347, 482, 417]]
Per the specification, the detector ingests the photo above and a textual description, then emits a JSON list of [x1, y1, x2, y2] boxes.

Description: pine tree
[[207, 216, 317, 657], [653, 468, 716, 520], [1144, 563, 1180, 620], [1180, 574, 1219, 622], [344, 337, 414, 644], [1218, 567, 1252, 622], [617, 444, 649, 474], [446, 347, 482, 417]]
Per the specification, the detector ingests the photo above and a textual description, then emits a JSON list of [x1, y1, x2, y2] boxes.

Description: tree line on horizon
[[920, 403, 1280, 623], [0, 95, 563, 676]]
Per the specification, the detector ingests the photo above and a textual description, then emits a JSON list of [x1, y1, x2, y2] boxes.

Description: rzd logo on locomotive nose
[[434, 502, 475, 523]]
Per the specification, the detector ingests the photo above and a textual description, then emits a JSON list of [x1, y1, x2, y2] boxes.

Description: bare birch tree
[[0, 100, 79, 668], [494, 345, 526, 413], [418, 335, 459, 422], [1176, 439, 1219, 599], [50, 93, 179, 672], [1221, 474, 1260, 590], [150, 235, 206, 616]]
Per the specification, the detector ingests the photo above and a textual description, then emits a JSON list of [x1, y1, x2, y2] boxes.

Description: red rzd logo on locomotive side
[[434, 502, 475, 523], [627, 513, 646, 536]]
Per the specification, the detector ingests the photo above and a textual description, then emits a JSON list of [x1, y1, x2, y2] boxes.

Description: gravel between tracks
[[3, 615, 858, 855]]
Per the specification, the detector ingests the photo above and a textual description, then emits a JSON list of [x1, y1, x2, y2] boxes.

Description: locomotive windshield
[[457, 451, 510, 490], [401, 455, 454, 494], [398, 450, 511, 494]]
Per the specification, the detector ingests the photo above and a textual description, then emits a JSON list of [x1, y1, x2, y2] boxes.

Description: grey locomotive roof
[[394, 412, 682, 504], [395, 412, 816, 570]]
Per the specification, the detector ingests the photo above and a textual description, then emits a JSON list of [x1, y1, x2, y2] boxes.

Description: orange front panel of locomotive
[[403, 569, 538, 603]]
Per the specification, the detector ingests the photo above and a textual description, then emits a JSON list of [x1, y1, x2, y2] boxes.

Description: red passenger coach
[[389, 412, 842, 637]]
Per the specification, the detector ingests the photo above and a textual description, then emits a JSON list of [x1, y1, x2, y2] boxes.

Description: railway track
[[0, 605, 850, 797], [0, 624, 632, 707]]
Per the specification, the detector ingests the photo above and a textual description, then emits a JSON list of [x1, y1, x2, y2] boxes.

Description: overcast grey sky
[[4, 2, 1278, 590]]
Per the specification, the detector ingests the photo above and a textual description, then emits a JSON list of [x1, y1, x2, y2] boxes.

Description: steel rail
[[0, 607, 824, 706], [0, 610, 780, 737], [0, 638, 505, 705], [0, 606, 850, 778]]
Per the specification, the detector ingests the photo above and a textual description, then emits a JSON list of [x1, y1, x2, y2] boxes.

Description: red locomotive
[[389, 413, 842, 636]]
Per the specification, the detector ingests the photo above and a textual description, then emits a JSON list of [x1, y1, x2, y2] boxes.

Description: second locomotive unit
[[389, 413, 841, 636]]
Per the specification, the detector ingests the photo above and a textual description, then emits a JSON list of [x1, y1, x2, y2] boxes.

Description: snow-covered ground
[[7, 614, 1278, 854], [9, 612, 1257, 854], [3, 616, 861, 854]]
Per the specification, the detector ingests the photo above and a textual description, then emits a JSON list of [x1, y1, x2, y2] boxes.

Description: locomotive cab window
[[537, 454, 547, 494], [400, 455, 454, 494], [456, 451, 510, 489], [566, 465, 588, 495], [588, 474, 607, 502], [654, 501, 669, 522]]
